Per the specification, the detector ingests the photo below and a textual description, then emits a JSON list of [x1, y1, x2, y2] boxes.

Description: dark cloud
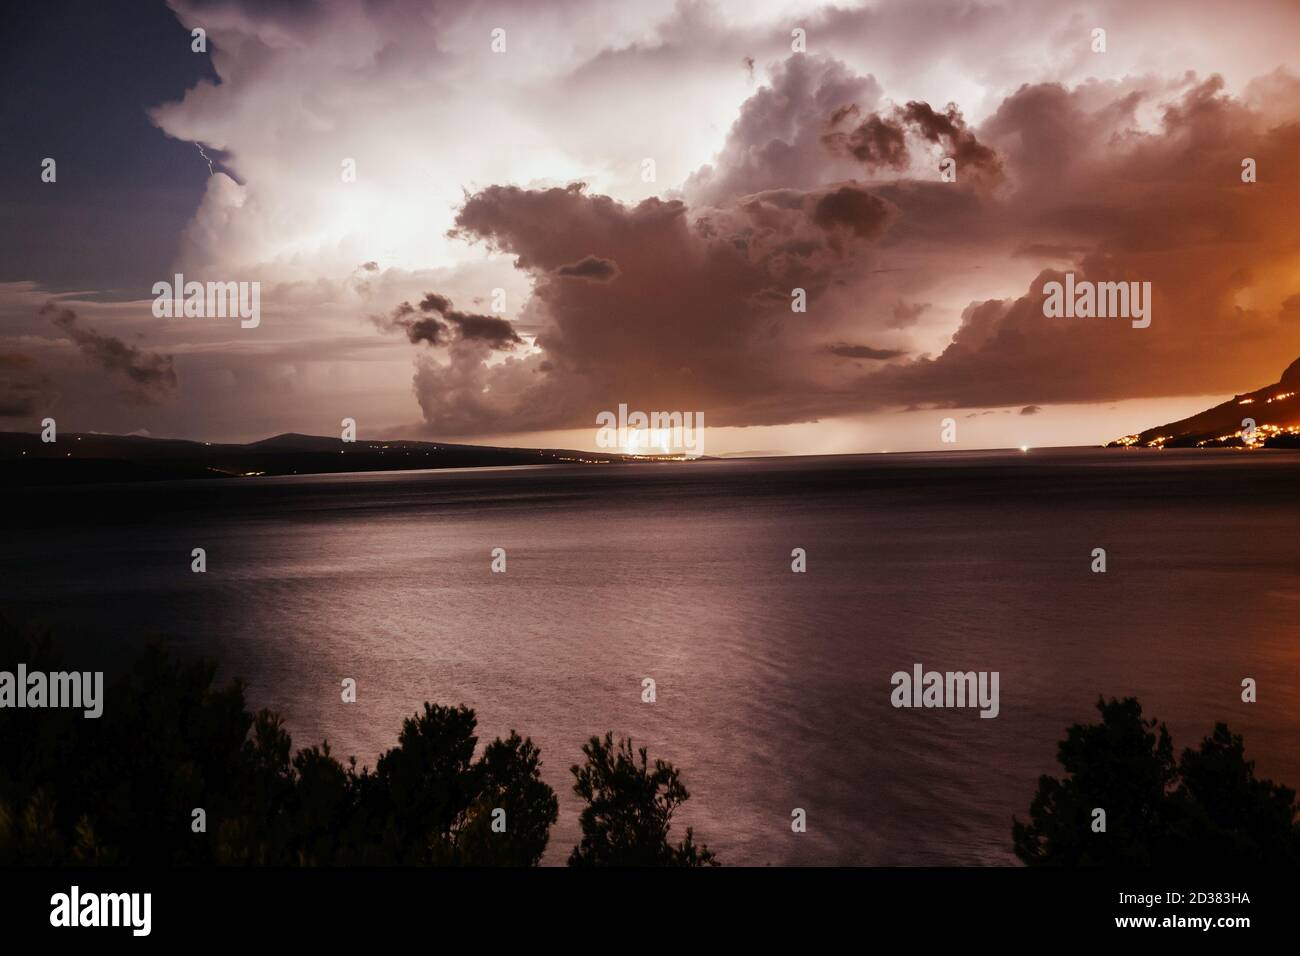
[[39, 304, 177, 404], [15, 2, 1300, 446], [827, 343, 906, 360], [424, 69, 1300, 432], [864, 76, 1300, 408], [898, 100, 1002, 178], [374, 293, 522, 350], [823, 99, 1002, 181], [810, 185, 892, 242], [416, 175, 895, 434], [556, 255, 620, 281], [822, 105, 909, 170]]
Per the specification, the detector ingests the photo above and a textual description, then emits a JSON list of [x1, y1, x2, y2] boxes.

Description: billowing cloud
[[809, 185, 892, 242], [9, 0, 1295, 450], [863, 75, 1300, 408], [896, 101, 1001, 179], [823, 99, 1001, 182], [387, 174, 898, 434], [684, 54, 881, 205], [822, 105, 909, 171], [396, 62, 1300, 434]]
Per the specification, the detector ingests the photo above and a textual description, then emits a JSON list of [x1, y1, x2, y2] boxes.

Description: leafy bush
[[1014, 697, 1300, 865]]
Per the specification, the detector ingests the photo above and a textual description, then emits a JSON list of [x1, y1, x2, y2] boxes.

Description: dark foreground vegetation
[[6, 620, 1296, 867], [0, 620, 714, 865], [1015, 697, 1300, 865]]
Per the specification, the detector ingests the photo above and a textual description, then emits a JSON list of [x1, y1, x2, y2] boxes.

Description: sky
[[2, 0, 1299, 455]]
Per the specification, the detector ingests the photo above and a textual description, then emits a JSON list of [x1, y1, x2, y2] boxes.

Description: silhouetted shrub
[[568, 732, 716, 866], [0, 619, 557, 865], [1014, 697, 1300, 865]]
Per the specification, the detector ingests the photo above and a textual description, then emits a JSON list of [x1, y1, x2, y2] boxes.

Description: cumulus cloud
[[106, 0, 1300, 447], [683, 54, 880, 205], [863, 75, 1300, 408], [406, 174, 896, 433], [391, 62, 1300, 434]]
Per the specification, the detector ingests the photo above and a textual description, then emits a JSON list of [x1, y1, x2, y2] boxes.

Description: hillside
[[1109, 358, 1300, 449], [0, 430, 635, 485]]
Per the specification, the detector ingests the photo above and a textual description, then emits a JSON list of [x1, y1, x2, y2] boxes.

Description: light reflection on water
[[5, 448, 1300, 865]]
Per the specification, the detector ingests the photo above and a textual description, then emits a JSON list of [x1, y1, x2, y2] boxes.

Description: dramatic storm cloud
[[4, 0, 1299, 450], [394, 66, 1300, 433], [425, 177, 895, 432], [863, 75, 1300, 409]]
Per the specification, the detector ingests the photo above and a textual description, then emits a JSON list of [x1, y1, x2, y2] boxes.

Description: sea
[[4, 447, 1299, 865]]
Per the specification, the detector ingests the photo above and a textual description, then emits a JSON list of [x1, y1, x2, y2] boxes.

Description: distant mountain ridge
[[1109, 357, 1300, 449], [0, 430, 641, 485]]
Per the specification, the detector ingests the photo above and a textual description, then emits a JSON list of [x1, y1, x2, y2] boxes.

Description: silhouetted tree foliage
[[568, 732, 716, 866], [1014, 697, 1300, 865], [0, 620, 557, 865]]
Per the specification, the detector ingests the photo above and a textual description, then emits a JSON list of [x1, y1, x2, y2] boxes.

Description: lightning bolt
[[195, 143, 214, 176]]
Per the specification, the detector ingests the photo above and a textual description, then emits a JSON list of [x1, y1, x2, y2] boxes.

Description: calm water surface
[[5, 448, 1300, 865]]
